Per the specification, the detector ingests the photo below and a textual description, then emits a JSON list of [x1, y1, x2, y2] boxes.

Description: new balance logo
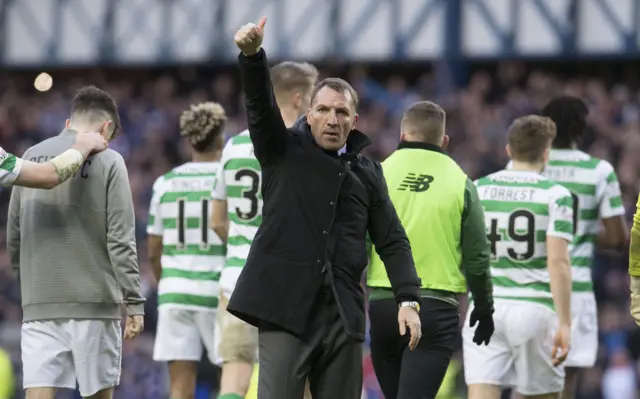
[[398, 173, 434, 192]]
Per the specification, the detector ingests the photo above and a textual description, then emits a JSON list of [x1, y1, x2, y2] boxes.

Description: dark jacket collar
[[293, 116, 371, 155], [397, 140, 445, 154]]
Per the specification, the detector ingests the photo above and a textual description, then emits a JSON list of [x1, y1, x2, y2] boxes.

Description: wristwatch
[[399, 301, 420, 313]]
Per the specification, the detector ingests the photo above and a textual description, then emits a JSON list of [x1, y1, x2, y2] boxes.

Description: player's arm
[[211, 200, 229, 242], [597, 164, 628, 249], [147, 176, 165, 283], [547, 191, 574, 329], [7, 186, 21, 281], [238, 48, 289, 167], [367, 160, 421, 304], [462, 178, 494, 315], [106, 154, 145, 316], [14, 132, 107, 189], [211, 158, 229, 242]]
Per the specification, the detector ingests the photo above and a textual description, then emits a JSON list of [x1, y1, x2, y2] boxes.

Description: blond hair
[[179, 102, 227, 152], [271, 61, 319, 103], [401, 101, 446, 143], [508, 115, 557, 163]]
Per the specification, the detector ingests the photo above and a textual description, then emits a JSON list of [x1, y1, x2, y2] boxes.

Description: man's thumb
[[257, 16, 267, 32], [399, 320, 406, 336]]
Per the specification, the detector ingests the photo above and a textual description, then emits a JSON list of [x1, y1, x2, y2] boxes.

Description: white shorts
[[22, 319, 122, 397], [565, 293, 597, 368], [153, 307, 216, 364], [463, 301, 565, 396]]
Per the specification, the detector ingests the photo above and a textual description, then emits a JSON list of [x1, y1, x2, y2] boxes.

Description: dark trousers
[[257, 287, 362, 399], [369, 297, 459, 399]]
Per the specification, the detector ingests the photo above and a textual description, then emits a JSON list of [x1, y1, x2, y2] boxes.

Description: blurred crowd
[[0, 60, 638, 398]]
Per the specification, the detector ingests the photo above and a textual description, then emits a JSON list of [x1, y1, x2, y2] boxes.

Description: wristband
[[49, 148, 84, 183], [399, 301, 420, 313]]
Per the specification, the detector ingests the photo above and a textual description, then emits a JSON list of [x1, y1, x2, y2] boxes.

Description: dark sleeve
[[238, 49, 289, 167], [461, 177, 494, 314], [106, 155, 145, 315], [7, 187, 20, 281], [367, 161, 422, 304]]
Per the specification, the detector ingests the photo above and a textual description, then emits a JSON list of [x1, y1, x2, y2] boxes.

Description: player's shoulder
[[225, 130, 253, 149], [549, 149, 599, 169], [97, 148, 125, 162], [547, 181, 573, 198], [592, 156, 616, 181], [474, 171, 503, 186]]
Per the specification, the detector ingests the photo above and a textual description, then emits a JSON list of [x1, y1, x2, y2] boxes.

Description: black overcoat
[[227, 49, 421, 340]]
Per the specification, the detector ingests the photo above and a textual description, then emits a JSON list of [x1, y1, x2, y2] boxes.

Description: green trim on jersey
[[476, 169, 574, 310], [147, 162, 224, 310], [544, 149, 626, 294]]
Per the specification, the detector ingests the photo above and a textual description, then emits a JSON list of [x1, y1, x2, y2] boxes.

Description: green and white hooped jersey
[[543, 149, 625, 294], [476, 170, 574, 310], [147, 162, 224, 311], [212, 130, 262, 296], [0, 148, 22, 186]]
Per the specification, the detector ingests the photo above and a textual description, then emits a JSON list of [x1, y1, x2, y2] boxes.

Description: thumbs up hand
[[234, 16, 267, 56]]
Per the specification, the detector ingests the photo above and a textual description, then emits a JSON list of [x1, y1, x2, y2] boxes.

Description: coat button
[[329, 201, 335, 206], [347, 161, 351, 166], [338, 172, 343, 176], [316, 259, 321, 264], [322, 230, 328, 235]]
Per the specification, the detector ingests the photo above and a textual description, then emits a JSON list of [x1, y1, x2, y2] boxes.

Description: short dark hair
[[541, 96, 588, 149], [70, 86, 122, 138], [271, 61, 318, 101], [310, 78, 359, 110], [401, 101, 446, 143], [508, 115, 557, 163], [179, 102, 227, 153]]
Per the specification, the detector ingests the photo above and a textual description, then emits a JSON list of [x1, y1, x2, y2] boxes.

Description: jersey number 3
[[235, 169, 260, 221], [488, 209, 535, 261], [176, 198, 210, 250]]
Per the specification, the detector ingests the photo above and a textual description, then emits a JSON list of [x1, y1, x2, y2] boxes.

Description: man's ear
[[306, 108, 312, 125], [65, 119, 71, 128], [100, 120, 113, 140], [441, 135, 450, 149], [505, 144, 512, 158], [292, 92, 302, 110], [351, 114, 358, 130], [542, 147, 550, 164]]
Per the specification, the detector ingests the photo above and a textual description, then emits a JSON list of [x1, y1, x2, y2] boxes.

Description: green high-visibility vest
[[368, 142, 468, 294]]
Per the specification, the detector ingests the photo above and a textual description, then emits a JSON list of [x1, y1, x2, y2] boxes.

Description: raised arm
[[235, 18, 288, 167], [461, 178, 494, 315], [367, 161, 421, 304], [107, 154, 145, 316], [7, 186, 21, 281]]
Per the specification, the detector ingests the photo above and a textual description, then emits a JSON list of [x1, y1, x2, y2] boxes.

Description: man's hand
[[630, 277, 640, 326], [73, 131, 108, 154], [469, 308, 494, 345], [551, 324, 571, 366], [123, 315, 144, 340], [234, 16, 267, 56], [398, 306, 421, 350]]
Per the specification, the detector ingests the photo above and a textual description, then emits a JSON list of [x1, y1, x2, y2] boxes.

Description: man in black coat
[[228, 17, 423, 399]]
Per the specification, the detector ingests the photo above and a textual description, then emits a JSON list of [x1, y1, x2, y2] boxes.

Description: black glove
[[470, 308, 494, 345]]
